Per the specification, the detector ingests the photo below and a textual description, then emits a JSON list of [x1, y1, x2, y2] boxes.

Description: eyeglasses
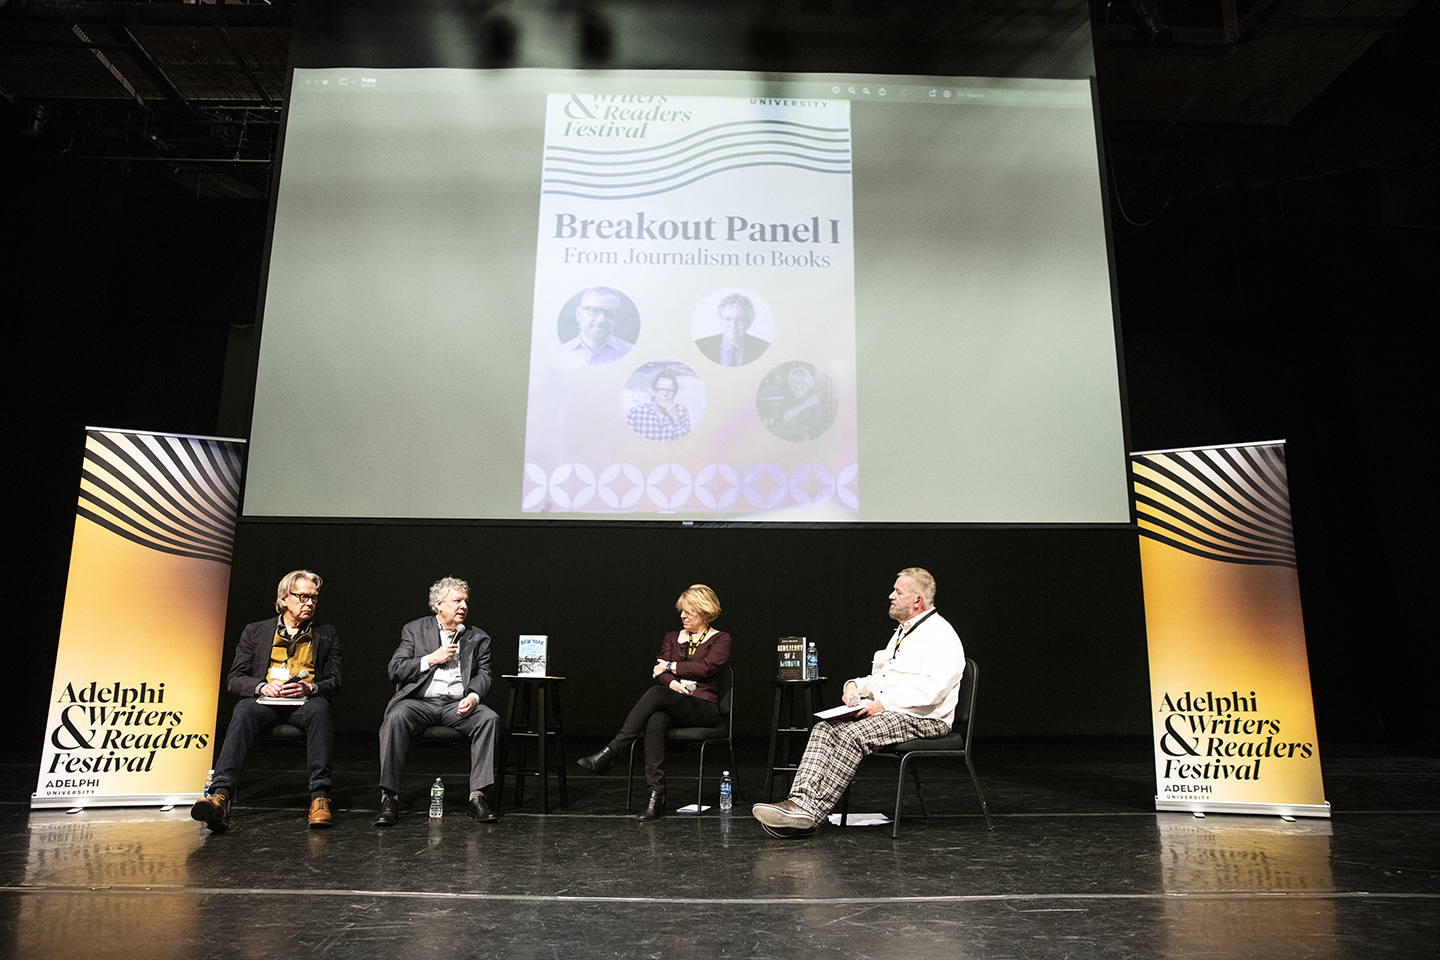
[[654, 386, 677, 394], [579, 305, 619, 321], [290, 593, 319, 604]]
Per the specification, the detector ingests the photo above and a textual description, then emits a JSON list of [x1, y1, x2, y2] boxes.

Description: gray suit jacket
[[385, 616, 492, 712]]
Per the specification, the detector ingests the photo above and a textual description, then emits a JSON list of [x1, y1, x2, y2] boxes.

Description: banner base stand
[[1155, 798, 1331, 819], [32, 793, 199, 811]]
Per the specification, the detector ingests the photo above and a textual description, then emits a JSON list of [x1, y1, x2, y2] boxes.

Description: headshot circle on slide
[[691, 288, 774, 367], [556, 286, 641, 365], [757, 360, 837, 442], [622, 361, 706, 443]]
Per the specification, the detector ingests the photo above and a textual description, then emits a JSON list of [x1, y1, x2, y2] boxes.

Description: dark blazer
[[386, 616, 492, 711], [225, 617, 342, 700], [695, 332, 770, 366], [653, 629, 731, 704]]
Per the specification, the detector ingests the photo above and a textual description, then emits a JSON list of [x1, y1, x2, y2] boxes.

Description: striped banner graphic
[[78, 430, 244, 564], [542, 119, 853, 201], [1132, 443, 1295, 568]]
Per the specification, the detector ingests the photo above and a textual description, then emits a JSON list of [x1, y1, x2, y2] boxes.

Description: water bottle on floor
[[719, 771, 733, 811], [429, 778, 445, 818]]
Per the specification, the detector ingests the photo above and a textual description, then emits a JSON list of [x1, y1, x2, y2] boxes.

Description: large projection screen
[[245, 69, 1127, 524]]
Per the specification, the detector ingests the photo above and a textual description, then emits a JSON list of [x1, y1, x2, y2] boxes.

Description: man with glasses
[[191, 569, 342, 831], [626, 369, 693, 441], [562, 286, 634, 364], [696, 292, 770, 367]]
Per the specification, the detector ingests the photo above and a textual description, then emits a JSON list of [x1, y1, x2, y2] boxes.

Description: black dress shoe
[[374, 793, 399, 826], [636, 790, 666, 821], [467, 793, 500, 823], [577, 746, 616, 774]]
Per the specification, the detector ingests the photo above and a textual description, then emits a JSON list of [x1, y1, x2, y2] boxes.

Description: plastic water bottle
[[719, 771, 733, 811], [429, 778, 445, 818], [806, 641, 819, 680], [202, 769, 214, 797]]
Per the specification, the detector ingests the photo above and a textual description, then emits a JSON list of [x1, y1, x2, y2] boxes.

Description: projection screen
[[244, 69, 1128, 524]]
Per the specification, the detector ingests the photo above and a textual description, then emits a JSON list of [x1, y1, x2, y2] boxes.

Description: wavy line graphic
[[1131, 444, 1295, 568], [543, 119, 852, 201], [77, 430, 245, 564]]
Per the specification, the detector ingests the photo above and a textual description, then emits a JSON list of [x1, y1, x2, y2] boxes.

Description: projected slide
[[245, 69, 1131, 525], [521, 94, 858, 517]]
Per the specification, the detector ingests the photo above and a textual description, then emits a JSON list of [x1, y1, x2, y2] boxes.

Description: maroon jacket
[[653, 629, 731, 704]]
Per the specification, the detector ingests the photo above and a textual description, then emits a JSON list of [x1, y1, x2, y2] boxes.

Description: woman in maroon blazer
[[578, 584, 731, 820]]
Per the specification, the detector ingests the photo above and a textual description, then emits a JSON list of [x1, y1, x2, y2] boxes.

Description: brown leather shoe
[[751, 799, 815, 831], [307, 797, 333, 828], [190, 793, 231, 832]]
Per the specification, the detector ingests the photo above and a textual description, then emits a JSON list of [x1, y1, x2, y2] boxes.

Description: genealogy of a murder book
[[777, 637, 806, 679], [518, 635, 548, 676]]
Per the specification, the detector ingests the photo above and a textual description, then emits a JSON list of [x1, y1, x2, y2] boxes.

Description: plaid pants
[[789, 712, 950, 821]]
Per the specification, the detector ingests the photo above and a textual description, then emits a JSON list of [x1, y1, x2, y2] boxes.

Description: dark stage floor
[[1, 739, 1435, 959]]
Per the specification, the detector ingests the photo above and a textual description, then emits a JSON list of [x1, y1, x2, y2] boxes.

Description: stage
[[2, 739, 1435, 959]]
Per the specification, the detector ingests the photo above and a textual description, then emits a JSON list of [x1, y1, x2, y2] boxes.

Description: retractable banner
[[34, 429, 245, 808], [521, 90, 858, 519], [1133, 441, 1328, 817]]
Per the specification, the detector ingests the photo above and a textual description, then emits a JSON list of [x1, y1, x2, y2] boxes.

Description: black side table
[[764, 677, 826, 801], [498, 675, 568, 813]]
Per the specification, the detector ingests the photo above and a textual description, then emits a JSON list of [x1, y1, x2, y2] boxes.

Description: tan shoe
[[751, 799, 815, 831], [307, 797, 333, 828], [190, 793, 231, 832]]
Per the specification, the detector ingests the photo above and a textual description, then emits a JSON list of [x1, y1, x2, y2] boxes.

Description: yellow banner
[[34, 429, 245, 808], [1134, 442, 1327, 817]]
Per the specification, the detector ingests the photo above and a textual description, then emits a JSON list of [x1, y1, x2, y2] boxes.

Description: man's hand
[[857, 699, 886, 718], [428, 641, 459, 667], [457, 693, 479, 717], [261, 680, 309, 698], [842, 680, 860, 706], [653, 658, 670, 679]]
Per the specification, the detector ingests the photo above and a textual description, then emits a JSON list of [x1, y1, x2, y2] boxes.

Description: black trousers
[[607, 685, 718, 793]]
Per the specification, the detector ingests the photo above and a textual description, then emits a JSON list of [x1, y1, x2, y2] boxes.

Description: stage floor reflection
[[1, 740, 1434, 959]]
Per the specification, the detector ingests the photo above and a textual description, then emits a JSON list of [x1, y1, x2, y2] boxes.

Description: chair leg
[[839, 784, 851, 826], [727, 741, 744, 802], [695, 741, 708, 813], [909, 761, 929, 819], [966, 755, 994, 830], [625, 741, 638, 813], [891, 756, 910, 838]]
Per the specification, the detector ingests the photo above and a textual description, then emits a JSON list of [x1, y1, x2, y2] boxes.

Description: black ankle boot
[[578, 746, 616, 774], [637, 789, 665, 821]]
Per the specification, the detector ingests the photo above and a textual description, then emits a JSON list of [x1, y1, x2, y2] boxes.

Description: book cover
[[518, 634, 548, 676], [777, 637, 805, 679]]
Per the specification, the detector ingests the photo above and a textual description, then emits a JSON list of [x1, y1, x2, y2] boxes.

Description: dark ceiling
[[0, 0, 1434, 216]]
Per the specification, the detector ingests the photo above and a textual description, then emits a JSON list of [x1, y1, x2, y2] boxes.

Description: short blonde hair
[[897, 567, 936, 605], [275, 570, 322, 612], [676, 584, 721, 622]]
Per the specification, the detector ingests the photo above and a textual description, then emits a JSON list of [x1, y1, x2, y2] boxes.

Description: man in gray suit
[[695, 292, 770, 367], [375, 576, 499, 824]]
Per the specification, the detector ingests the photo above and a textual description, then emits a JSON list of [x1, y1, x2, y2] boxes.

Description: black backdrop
[[5, 1, 1433, 761]]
